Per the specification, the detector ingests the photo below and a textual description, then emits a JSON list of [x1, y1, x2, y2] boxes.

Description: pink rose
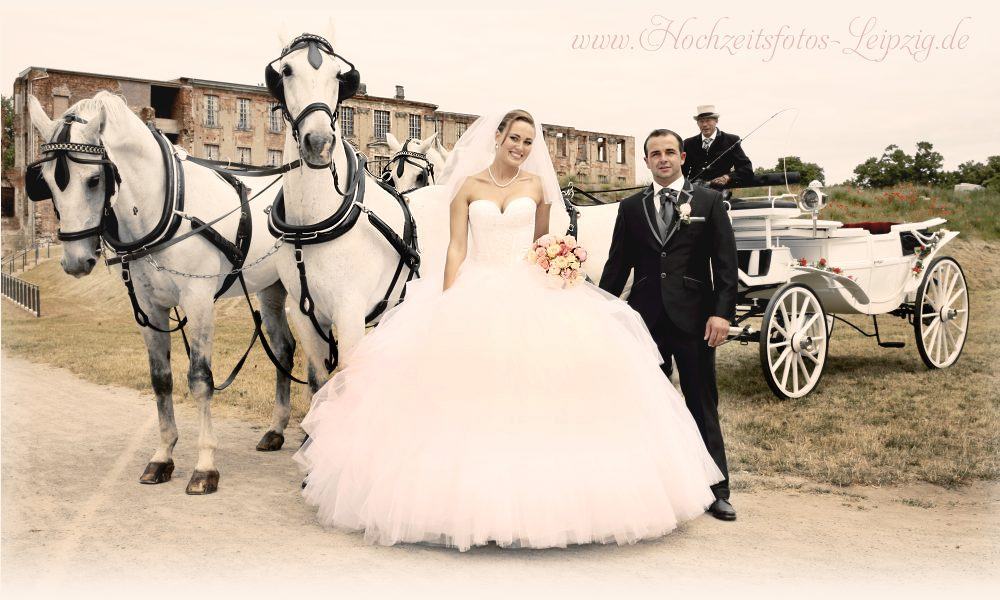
[[560, 268, 572, 279], [562, 235, 577, 249], [573, 247, 587, 261], [559, 242, 569, 255], [535, 246, 546, 258], [537, 234, 556, 247], [539, 258, 550, 270]]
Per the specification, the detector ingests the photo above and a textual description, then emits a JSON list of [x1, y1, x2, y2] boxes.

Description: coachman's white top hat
[[694, 105, 720, 120]]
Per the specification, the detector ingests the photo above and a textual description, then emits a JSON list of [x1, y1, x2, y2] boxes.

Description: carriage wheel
[[758, 283, 828, 399], [913, 256, 969, 369]]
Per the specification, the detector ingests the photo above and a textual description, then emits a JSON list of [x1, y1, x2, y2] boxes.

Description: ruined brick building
[[2, 67, 634, 252]]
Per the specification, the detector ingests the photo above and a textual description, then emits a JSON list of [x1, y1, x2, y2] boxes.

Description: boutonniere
[[677, 202, 705, 225]]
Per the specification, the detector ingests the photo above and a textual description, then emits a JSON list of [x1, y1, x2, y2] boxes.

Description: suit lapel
[[639, 185, 664, 248]]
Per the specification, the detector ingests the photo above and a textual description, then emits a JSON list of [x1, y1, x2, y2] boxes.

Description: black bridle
[[381, 139, 436, 194], [24, 114, 121, 242], [264, 33, 360, 150]]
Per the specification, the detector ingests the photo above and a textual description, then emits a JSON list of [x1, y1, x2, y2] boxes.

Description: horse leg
[[138, 305, 178, 485], [255, 282, 294, 451], [286, 307, 333, 389], [180, 296, 221, 495], [331, 298, 367, 369]]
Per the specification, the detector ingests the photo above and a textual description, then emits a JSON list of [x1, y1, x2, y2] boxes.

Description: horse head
[[384, 132, 441, 193], [265, 25, 360, 167], [26, 94, 115, 277]]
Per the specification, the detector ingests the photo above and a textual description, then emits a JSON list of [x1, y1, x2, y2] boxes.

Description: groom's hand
[[704, 316, 730, 347]]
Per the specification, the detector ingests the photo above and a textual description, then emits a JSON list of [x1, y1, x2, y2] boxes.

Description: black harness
[[379, 139, 436, 194], [266, 140, 421, 372], [23, 115, 288, 389], [25, 114, 122, 241]]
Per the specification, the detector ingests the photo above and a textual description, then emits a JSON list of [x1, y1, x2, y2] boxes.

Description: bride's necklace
[[488, 165, 521, 188]]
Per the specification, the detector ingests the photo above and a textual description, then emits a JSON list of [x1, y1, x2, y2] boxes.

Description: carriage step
[[878, 341, 905, 348]]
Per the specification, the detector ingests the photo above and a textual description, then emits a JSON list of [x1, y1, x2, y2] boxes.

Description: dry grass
[[718, 237, 1000, 487], [3, 238, 998, 488]]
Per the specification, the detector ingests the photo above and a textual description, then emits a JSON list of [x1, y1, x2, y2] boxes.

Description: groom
[[599, 129, 739, 521]]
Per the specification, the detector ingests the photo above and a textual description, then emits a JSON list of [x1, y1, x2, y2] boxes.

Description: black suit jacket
[[681, 130, 753, 188], [598, 181, 738, 337]]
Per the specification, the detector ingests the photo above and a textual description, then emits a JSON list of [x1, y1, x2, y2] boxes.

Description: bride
[[294, 109, 724, 551]]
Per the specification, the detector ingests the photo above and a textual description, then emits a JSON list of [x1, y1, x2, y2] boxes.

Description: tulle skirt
[[294, 259, 724, 551]]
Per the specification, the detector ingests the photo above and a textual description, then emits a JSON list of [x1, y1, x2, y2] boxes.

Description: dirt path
[[2, 353, 997, 598]]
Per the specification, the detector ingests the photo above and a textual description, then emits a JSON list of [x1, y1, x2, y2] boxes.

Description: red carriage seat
[[841, 221, 898, 235]]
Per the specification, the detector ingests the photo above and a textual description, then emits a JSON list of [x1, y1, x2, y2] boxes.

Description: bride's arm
[[531, 177, 550, 241], [443, 182, 472, 291]]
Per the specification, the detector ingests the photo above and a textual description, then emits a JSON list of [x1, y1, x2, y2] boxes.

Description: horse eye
[[282, 64, 293, 76], [87, 175, 101, 189], [416, 173, 427, 184]]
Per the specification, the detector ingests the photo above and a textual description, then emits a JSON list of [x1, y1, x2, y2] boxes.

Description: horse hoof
[[139, 460, 174, 484], [256, 431, 285, 452], [185, 470, 220, 495]]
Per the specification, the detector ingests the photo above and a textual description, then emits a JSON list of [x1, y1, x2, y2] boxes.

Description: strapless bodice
[[467, 197, 537, 266]]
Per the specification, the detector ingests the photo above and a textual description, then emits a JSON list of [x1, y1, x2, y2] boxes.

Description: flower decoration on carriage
[[794, 257, 856, 281], [526, 233, 587, 286], [912, 229, 950, 278]]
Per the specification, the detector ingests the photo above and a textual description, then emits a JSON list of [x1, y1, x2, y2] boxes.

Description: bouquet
[[525, 233, 588, 286]]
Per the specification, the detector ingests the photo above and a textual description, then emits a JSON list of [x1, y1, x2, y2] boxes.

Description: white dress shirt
[[701, 129, 718, 149], [652, 177, 686, 220]]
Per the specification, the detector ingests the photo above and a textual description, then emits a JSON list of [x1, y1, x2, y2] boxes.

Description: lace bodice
[[467, 197, 537, 266]]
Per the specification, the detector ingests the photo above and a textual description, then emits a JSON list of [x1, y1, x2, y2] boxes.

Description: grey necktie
[[702, 137, 712, 151], [657, 188, 675, 239]]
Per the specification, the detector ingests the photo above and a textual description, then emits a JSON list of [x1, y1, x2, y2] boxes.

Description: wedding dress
[[294, 194, 724, 551]]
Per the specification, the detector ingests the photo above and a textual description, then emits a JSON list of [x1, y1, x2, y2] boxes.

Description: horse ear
[[325, 17, 336, 45], [27, 95, 57, 141], [276, 23, 290, 48], [385, 132, 401, 153], [419, 132, 438, 151], [81, 104, 107, 142]]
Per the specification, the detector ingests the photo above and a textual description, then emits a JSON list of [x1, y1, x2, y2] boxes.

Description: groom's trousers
[[651, 314, 730, 500]]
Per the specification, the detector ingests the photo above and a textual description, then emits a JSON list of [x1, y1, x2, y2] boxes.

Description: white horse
[[26, 91, 298, 495], [383, 132, 449, 193], [264, 29, 451, 389]]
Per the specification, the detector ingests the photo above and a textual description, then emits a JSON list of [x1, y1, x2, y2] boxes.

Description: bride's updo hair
[[497, 109, 535, 138]]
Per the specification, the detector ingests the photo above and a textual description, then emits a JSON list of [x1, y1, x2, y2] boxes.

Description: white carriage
[[725, 175, 969, 398]]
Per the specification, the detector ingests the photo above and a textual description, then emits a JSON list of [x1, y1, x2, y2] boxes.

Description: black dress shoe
[[708, 498, 736, 521]]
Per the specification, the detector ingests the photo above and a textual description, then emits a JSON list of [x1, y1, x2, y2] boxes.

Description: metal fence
[[2, 241, 53, 275], [1, 272, 41, 317]]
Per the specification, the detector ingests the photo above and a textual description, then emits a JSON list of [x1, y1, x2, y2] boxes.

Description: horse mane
[[62, 91, 143, 131]]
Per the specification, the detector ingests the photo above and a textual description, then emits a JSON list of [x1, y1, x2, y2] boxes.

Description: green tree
[[852, 142, 944, 188], [2, 95, 14, 171], [943, 156, 1000, 187], [755, 156, 825, 185]]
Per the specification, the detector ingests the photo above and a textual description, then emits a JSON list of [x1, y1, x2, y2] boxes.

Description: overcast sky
[[2, 0, 997, 183]]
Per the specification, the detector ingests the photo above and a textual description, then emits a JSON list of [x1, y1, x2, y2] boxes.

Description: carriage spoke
[[946, 287, 965, 308], [770, 340, 791, 349], [792, 351, 800, 391], [780, 349, 793, 388], [942, 268, 959, 306], [802, 311, 821, 333], [790, 293, 799, 329], [772, 322, 788, 338], [922, 317, 941, 342], [798, 353, 811, 381], [803, 350, 820, 365], [779, 302, 790, 331], [771, 347, 791, 374]]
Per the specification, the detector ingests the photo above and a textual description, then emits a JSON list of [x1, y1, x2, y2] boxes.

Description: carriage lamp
[[798, 180, 827, 237]]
